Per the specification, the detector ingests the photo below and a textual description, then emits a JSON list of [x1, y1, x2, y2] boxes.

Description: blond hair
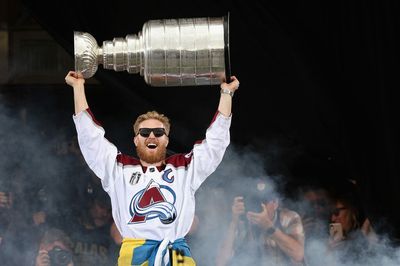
[[133, 111, 170, 136]]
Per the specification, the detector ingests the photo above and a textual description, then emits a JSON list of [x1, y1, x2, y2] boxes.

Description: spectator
[[0, 171, 47, 265], [296, 184, 331, 240], [66, 187, 114, 266], [35, 228, 74, 266], [326, 191, 373, 263], [292, 182, 332, 266], [216, 179, 305, 266], [109, 221, 123, 263]]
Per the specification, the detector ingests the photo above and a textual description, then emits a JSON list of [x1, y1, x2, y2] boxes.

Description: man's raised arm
[[218, 76, 240, 117], [65, 71, 89, 115]]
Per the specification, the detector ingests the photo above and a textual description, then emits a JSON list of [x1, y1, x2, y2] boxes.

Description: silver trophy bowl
[[74, 14, 231, 87]]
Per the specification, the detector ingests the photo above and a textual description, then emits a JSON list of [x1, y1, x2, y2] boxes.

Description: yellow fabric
[[117, 238, 196, 266], [171, 250, 196, 266], [118, 238, 146, 266]]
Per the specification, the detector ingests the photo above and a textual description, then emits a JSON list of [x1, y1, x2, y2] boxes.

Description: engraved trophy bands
[[74, 14, 231, 87]]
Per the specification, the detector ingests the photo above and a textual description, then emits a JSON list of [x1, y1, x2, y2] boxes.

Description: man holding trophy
[[65, 14, 239, 266]]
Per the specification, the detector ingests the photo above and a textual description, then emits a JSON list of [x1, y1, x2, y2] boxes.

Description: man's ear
[[134, 136, 138, 147]]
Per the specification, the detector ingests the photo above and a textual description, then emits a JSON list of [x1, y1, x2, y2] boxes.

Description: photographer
[[35, 228, 74, 266], [216, 179, 305, 266], [326, 189, 376, 264]]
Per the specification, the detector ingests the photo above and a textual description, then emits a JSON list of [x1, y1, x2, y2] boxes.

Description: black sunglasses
[[137, 128, 166, 138], [331, 207, 347, 216]]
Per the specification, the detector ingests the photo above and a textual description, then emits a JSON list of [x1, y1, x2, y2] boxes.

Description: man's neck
[[140, 160, 164, 167]]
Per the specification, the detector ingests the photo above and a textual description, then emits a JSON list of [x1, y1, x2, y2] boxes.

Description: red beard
[[136, 143, 167, 164]]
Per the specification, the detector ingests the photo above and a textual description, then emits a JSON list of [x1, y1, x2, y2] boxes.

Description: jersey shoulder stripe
[[165, 153, 193, 168], [117, 153, 141, 166]]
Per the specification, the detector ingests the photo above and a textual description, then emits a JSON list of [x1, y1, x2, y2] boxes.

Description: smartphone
[[329, 223, 343, 241]]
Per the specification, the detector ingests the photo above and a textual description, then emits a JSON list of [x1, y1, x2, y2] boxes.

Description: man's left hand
[[220, 76, 240, 93]]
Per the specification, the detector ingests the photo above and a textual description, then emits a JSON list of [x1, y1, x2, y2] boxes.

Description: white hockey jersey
[[73, 109, 231, 242]]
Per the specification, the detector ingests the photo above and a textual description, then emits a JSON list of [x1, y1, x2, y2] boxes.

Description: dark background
[[1, 0, 399, 241]]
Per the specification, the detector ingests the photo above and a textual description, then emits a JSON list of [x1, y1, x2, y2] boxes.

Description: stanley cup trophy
[[74, 14, 231, 87]]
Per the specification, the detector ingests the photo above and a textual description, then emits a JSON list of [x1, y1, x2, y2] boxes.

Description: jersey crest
[[129, 179, 177, 224]]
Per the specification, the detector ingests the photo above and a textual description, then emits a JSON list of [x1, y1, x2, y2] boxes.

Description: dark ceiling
[[6, 0, 400, 239]]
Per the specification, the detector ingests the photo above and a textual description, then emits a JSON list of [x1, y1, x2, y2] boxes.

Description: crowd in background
[[0, 137, 391, 266]]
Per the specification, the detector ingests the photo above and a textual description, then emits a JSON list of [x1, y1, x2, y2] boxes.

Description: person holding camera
[[35, 228, 74, 266], [216, 182, 305, 266], [326, 189, 377, 264]]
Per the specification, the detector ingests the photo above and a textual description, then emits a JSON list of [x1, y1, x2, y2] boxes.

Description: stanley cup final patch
[[130, 172, 142, 185]]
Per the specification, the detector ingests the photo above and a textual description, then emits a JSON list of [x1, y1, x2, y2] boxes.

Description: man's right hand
[[67, 70, 89, 114], [35, 250, 50, 266], [65, 71, 85, 87]]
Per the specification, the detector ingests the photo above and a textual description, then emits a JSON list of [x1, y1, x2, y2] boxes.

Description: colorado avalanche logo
[[129, 179, 177, 224]]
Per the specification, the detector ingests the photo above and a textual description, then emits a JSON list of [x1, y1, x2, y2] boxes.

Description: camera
[[48, 247, 73, 266], [244, 195, 263, 213]]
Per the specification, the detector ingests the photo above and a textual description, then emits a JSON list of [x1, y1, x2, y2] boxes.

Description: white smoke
[[0, 92, 95, 264], [190, 143, 400, 266], [2, 92, 400, 265]]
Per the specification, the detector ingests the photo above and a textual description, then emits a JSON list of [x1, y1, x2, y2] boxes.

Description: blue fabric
[[131, 238, 192, 266]]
